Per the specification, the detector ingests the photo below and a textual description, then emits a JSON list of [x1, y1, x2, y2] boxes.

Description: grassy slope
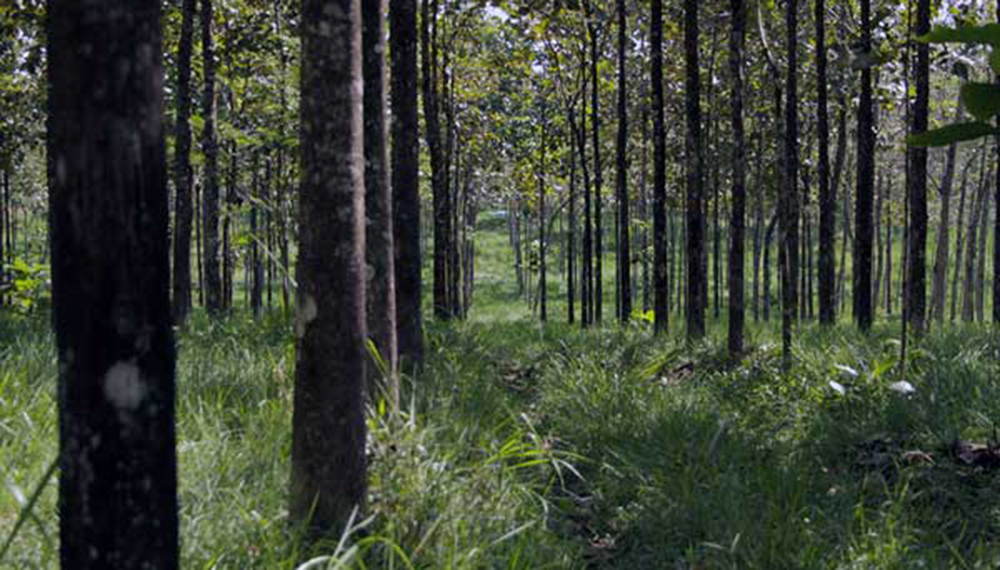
[[2, 212, 1000, 568]]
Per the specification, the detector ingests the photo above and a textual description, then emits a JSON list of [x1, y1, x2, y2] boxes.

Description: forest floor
[[4, 213, 1000, 568]]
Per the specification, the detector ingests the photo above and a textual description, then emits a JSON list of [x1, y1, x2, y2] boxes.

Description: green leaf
[[961, 83, 1000, 121], [907, 122, 999, 147], [918, 24, 1000, 45]]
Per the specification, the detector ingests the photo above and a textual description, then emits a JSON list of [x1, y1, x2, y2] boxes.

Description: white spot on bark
[[103, 362, 146, 411], [295, 294, 318, 339]]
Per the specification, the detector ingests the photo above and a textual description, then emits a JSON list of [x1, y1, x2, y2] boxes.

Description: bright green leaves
[[918, 23, 1000, 46], [908, 24, 1000, 148], [907, 122, 999, 148], [961, 83, 1000, 122]]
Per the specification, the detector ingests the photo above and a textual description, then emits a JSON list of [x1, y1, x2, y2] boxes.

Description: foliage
[[1, 258, 49, 313]]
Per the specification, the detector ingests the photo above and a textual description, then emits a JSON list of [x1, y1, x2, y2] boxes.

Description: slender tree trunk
[[782, 0, 799, 369], [363, 0, 399, 405], [422, 0, 449, 319], [728, 0, 746, 356], [976, 184, 991, 321], [616, 0, 631, 323], [538, 110, 548, 322], [292, 0, 367, 534], [874, 175, 884, 312], [195, 176, 203, 307], [951, 149, 975, 322], [685, 0, 705, 339], [172, 0, 196, 323], [907, 0, 930, 334], [48, 1, 178, 565], [201, 0, 222, 314], [885, 192, 894, 314], [854, 0, 875, 331], [932, 136, 958, 324], [763, 209, 777, 321], [392, 0, 424, 369], [652, 0, 668, 333], [963, 151, 989, 322], [251, 152, 263, 318], [588, 8, 604, 324], [817, 0, 834, 324], [568, 116, 577, 324]]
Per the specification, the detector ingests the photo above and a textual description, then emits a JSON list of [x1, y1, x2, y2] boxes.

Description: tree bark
[[906, 0, 930, 334], [931, 135, 958, 324], [391, 0, 424, 369], [684, 0, 705, 339], [364, 0, 399, 405], [854, 0, 875, 331], [200, 0, 222, 314], [782, 0, 799, 369], [728, 0, 746, 356], [292, 0, 367, 535], [422, 0, 449, 320], [615, 0, 631, 323], [817, 0, 835, 324], [47, 1, 179, 565], [651, 0, 668, 334], [588, 5, 604, 323], [172, 0, 196, 323]]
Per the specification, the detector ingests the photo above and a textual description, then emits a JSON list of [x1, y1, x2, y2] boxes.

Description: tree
[[291, 0, 368, 533], [651, 0, 667, 334], [422, 0, 450, 320], [47, 0, 178, 565], [587, 3, 604, 323], [816, 0, 835, 325], [200, 0, 223, 314], [995, 0, 1000, 326], [685, 0, 705, 340], [906, 0, 930, 334], [364, 0, 399, 405], [615, 0, 631, 323], [391, 0, 424, 369], [782, 0, 799, 369], [728, 0, 746, 355], [172, 0, 196, 323], [854, 0, 875, 332]]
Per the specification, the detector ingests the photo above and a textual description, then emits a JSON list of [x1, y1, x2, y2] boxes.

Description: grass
[[3, 211, 1000, 568]]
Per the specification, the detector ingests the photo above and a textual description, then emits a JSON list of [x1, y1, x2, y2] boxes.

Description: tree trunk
[[906, 0, 930, 334], [48, 1, 179, 565], [538, 112, 548, 322], [292, 0, 368, 534], [782, 0, 799, 369], [422, 0, 449, 320], [854, 0, 875, 331], [172, 0, 196, 323], [391, 0, 424, 369], [684, 0, 705, 339], [651, 0, 668, 333], [363, 0, 399, 405], [951, 148, 976, 322], [763, 209, 778, 321], [976, 183, 991, 321], [251, 152, 263, 318], [963, 150, 989, 322], [874, 175, 884, 313], [588, 6, 604, 324], [568, 116, 577, 324], [931, 135, 958, 324], [817, 0, 835, 324], [728, 0, 746, 355], [201, 0, 222, 314], [615, 0, 631, 323]]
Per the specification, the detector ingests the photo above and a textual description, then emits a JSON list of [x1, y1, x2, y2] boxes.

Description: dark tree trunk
[[422, 0, 449, 320], [728, 0, 746, 356], [763, 209, 778, 321], [573, 103, 594, 327], [292, 0, 367, 534], [588, 7, 604, 323], [615, 0, 631, 323], [391, 0, 424, 369], [995, 0, 1000, 325], [364, 0, 399, 406], [874, 175, 884, 312], [907, 0, 930, 334], [782, 0, 799, 369], [976, 184, 991, 321], [538, 111, 548, 323], [931, 116, 959, 324], [951, 149, 976, 322], [568, 115, 577, 324], [201, 0, 222, 314], [963, 149, 989, 322], [684, 0, 705, 339], [854, 0, 875, 331], [251, 152, 263, 318], [651, 0, 668, 333], [816, 0, 835, 324], [172, 0, 196, 323], [47, 1, 179, 565]]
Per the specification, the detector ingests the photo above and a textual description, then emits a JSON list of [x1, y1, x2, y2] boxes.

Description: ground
[[3, 213, 1000, 568]]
